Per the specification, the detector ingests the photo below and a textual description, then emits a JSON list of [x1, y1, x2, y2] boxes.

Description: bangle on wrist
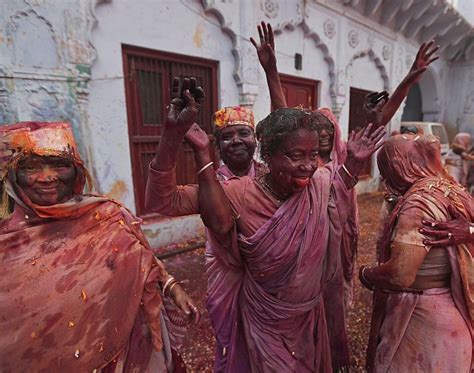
[[359, 265, 375, 291], [197, 161, 214, 176], [168, 281, 180, 297], [162, 276, 176, 296], [342, 164, 358, 184]]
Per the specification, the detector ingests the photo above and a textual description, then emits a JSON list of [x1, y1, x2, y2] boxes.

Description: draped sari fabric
[[367, 134, 474, 372], [0, 195, 171, 372], [215, 160, 266, 182], [0, 121, 177, 373], [445, 132, 472, 186], [205, 162, 351, 372], [317, 108, 358, 370]]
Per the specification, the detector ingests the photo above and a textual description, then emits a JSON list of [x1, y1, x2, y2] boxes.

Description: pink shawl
[[317, 108, 359, 370]]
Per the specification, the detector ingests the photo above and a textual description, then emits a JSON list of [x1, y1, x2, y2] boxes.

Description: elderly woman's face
[[16, 155, 76, 206], [317, 117, 334, 158], [268, 127, 319, 194]]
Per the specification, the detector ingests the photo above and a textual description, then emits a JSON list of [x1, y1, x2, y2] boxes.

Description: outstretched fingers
[[261, 21, 268, 42], [419, 227, 449, 238], [423, 238, 450, 247], [258, 24, 264, 44], [361, 122, 374, 139], [171, 77, 180, 99], [250, 36, 258, 49], [268, 23, 275, 49], [422, 219, 448, 229]]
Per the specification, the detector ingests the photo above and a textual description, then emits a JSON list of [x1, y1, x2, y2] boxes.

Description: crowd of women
[[0, 21, 472, 373]]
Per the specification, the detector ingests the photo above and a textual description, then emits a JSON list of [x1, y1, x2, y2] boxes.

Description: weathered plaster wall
[[0, 0, 97, 174], [444, 61, 474, 139], [1, 0, 472, 247]]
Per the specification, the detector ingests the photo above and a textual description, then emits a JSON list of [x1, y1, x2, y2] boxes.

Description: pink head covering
[[315, 108, 347, 165], [377, 133, 450, 195], [451, 132, 471, 151]]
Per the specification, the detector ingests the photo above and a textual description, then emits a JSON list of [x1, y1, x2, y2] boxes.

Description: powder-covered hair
[[256, 108, 326, 160]]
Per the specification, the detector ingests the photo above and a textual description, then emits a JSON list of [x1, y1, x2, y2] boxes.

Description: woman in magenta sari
[[361, 133, 473, 372], [145, 77, 385, 371], [251, 22, 439, 371]]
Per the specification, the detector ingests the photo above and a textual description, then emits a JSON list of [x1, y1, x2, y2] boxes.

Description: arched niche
[[8, 10, 60, 69]]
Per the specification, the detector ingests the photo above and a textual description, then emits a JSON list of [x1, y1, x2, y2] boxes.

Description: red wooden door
[[279, 74, 319, 109], [122, 45, 218, 216], [349, 87, 372, 178]]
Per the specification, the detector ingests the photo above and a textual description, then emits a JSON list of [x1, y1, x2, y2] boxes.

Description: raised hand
[[406, 40, 439, 84], [364, 91, 389, 130], [250, 22, 277, 73], [166, 77, 205, 136], [347, 123, 386, 163], [184, 123, 210, 152], [420, 205, 474, 247]]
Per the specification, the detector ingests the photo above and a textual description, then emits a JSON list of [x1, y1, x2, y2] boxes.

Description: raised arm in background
[[148, 77, 233, 235], [372, 40, 439, 128], [251, 22, 287, 110]]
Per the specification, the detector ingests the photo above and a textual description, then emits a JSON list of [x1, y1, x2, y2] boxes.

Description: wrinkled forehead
[[219, 124, 255, 135]]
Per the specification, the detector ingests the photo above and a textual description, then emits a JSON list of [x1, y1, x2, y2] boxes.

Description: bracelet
[[359, 266, 375, 291], [197, 161, 214, 176], [342, 164, 358, 184], [162, 276, 176, 296], [168, 281, 180, 297]]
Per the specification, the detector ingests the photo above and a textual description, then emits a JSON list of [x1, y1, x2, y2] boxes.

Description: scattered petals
[[81, 289, 87, 301], [74, 349, 80, 358], [68, 321, 75, 327]]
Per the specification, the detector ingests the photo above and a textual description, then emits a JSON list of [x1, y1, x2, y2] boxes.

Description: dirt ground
[[162, 191, 384, 372]]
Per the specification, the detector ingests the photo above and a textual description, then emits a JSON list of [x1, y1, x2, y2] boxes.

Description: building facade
[[1, 0, 473, 247]]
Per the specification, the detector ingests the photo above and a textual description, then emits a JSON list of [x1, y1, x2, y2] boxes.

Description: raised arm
[[147, 77, 233, 235], [184, 123, 233, 235], [251, 22, 287, 109], [146, 77, 202, 215], [339, 123, 386, 189], [376, 40, 439, 128]]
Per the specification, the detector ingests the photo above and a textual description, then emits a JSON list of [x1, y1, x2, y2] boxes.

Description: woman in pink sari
[[445, 132, 474, 187], [146, 77, 385, 372], [0, 121, 199, 372], [361, 133, 473, 372]]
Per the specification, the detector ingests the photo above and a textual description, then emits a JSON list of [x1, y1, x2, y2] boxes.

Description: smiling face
[[267, 127, 319, 196], [317, 117, 334, 161], [16, 155, 76, 206], [218, 125, 257, 170]]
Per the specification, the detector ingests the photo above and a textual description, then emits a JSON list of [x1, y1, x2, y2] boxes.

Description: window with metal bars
[[122, 45, 218, 216]]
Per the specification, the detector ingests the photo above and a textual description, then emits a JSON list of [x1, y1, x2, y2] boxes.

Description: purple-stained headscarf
[[315, 108, 347, 165]]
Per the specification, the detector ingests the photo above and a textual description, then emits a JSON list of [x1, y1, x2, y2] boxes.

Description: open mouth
[[293, 177, 310, 188]]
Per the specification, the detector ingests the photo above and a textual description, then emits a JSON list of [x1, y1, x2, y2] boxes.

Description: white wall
[[88, 0, 239, 210]]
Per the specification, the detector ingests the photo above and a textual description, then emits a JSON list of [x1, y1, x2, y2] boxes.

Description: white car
[[400, 121, 450, 157]]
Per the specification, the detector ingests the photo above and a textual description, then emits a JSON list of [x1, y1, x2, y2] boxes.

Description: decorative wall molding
[[300, 20, 337, 110], [348, 30, 359, 48], [261, 0, 279, 19], [323, 18, 336, 39], [346, 49, 390, 90]]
